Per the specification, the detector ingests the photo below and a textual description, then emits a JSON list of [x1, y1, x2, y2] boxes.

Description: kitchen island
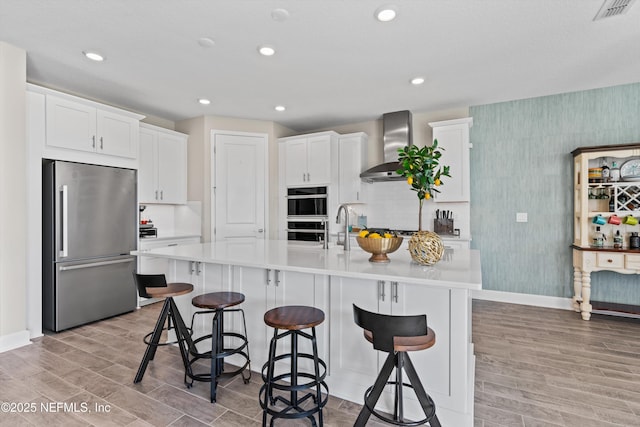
[[133, 240, 481, 426]]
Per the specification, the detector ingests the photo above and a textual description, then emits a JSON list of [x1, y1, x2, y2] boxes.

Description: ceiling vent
[[594, 0, 636, 20]]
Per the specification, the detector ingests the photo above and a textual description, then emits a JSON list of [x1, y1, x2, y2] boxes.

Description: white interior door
[[212, 131, 267, 240]]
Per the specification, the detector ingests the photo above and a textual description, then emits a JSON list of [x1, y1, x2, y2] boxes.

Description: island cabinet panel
[[232, 266, 329, 371], [133, 240, 480, 426], [172, 260, 227, 340], [330, 278, 472, 425]]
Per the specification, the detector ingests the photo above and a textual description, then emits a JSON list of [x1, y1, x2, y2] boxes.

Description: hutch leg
[[580, 271, 592, 321], [572, 266, 583, 312]]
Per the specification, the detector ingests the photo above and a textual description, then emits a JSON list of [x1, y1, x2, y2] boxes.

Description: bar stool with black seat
[[352, 304, 441, 427], [260, 305, 329, 427], [132, 273, 193, 384], [182, 291, 251, 403]]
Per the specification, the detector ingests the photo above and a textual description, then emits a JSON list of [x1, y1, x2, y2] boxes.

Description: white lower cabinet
[[137, 237, 200, 307], [329, 277, 461, 421], [232, 266, 329, 373]]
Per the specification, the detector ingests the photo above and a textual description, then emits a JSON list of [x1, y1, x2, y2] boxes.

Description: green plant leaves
[[395, 139, 451, 200]]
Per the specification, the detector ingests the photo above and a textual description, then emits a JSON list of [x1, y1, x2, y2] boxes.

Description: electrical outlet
[[516, 212, 528, 223]]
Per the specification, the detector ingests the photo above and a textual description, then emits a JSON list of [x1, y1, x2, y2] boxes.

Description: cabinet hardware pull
[[392, 281, 399, 303], [275, 269, 280, 286], [607, 259, 613, 263], [167, 243, 178, 247], [160, 190, 163, 200], [266, 269, 272, 286], [155, 190, 158, 200], [189, 261, 195, 274], [306, 172, 310, 181], [59, 257, 134, 271], [378, 280, 385, 301], [92, 135, 96, 148], [100, 136, 103, 149], [196, 262, 201, 275]]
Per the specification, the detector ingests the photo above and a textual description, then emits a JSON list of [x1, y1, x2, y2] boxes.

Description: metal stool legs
[[134, 297, 189, 383], [260, 326, 328, 426], [354, 351, 441, 427], [183, 307, 251, 402]]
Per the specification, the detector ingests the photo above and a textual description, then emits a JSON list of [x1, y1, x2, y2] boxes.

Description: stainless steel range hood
[[360, 110, 413, 183]]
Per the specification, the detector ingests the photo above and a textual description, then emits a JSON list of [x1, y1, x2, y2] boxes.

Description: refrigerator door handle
[[60, 184, 69, 258], [59, 258, 134, 271]]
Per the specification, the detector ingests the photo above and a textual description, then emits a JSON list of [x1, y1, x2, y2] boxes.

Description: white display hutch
[[572, 143, 640, 320]]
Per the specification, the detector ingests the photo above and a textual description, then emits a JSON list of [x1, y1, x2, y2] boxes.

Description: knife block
[[434, 218, 454, 235]]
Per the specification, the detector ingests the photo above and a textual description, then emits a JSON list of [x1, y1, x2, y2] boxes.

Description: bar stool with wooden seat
[[260, 305, 329, 427], [132, 273, 193, 383], [352, 304, 441, 427], [182, 291, 251, 403]]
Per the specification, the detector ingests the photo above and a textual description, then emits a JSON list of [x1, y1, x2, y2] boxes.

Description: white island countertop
[[133, 239, 481, 291]]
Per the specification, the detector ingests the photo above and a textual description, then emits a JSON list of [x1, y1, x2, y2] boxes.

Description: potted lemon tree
[[396, 140, 450, 265]]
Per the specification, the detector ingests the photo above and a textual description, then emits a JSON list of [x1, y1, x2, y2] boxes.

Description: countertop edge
[[132, 241, 482, 292]]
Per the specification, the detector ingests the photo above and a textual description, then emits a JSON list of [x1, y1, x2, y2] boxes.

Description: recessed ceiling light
[[411, 77, 425, 85], [271, 8, 290, 22], [258, 45, 276, 56], [275, 105, 286, 112], [375, 5, 398, 22], [198, 37, 215, 48], [83, 51, 104, 62], [198, 98, 211, 105]]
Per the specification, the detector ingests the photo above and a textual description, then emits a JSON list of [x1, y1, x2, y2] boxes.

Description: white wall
[[0, 42, 29, 351], [176, 116, 294, 241]]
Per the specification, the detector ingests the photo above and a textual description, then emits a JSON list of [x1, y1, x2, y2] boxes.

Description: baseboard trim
[[472, 289, 574, 311], [0, 330, 32, 353]]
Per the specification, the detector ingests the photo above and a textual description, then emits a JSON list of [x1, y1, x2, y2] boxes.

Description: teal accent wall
[[469, 83, 640, 302]]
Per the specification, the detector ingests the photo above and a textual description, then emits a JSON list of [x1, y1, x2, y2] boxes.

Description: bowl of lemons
[[356, 229, 403, 263]]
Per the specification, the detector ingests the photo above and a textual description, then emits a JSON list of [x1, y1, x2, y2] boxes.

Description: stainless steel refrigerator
[[43, 160, 137, 331]]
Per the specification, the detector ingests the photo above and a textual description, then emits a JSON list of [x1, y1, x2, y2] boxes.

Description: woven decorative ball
[[408, 231, 444, 265]]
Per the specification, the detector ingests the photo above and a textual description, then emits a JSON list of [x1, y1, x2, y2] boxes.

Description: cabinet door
[[45, 95, 96, 152], [138, 128, 158, 203], [433, 123, 470, 202], [157, 132, 187, 204], [234, 266, 270, 368], [329, 277, 381, 392], [284, 139, 308, 186], [338, 134, 366, 203], [97, 110, 138, 158], [391, 282, 452, 401], [275, 270, 329, 372], [306, 135, 332, 185]]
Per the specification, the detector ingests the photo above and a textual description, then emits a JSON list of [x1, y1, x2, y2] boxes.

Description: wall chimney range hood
[[360, 110, 413, 183]]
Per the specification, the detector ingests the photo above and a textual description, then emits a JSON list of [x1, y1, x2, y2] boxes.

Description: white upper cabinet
[[45, 94, 139, 158], [338, 132, 367, 203], [138, 123, 187, 204], [281, 132, 336, 186], [429, 118, 473, 202]]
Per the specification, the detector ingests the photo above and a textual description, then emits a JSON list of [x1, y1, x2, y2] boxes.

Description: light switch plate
[[516, 212, 528, 223]]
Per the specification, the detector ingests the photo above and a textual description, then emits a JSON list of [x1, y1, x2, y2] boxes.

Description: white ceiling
[[1, 0, 639, 132]]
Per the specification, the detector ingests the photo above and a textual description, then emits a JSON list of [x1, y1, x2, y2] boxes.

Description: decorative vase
[[408, 231, 444, 265]]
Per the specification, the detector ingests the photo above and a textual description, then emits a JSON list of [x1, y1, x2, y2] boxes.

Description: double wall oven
[[286, 187, 328, 242]]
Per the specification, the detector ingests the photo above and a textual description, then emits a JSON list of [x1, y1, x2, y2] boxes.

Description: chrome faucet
[[336, 204, 351, 251], [321, 217, 329, 249]]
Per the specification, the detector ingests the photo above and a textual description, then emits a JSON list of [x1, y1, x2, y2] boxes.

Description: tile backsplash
[[355, 180, 471, 238]]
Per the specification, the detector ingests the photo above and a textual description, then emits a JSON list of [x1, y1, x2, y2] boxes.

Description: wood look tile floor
[[1, 300, 639, 426]]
